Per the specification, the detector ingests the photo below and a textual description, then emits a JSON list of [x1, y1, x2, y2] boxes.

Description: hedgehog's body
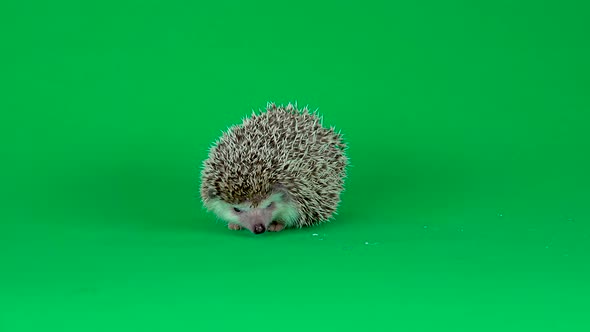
[[200, 102, 348, 235]]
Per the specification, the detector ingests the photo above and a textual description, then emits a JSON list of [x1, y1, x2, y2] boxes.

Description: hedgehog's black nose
[[253, 224, 265, 234]]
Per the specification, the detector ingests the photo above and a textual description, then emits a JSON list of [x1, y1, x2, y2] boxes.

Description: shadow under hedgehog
[[200, 102, 349, 235]]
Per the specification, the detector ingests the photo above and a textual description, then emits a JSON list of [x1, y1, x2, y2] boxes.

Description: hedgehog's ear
[[272, 183, 291, 201], [207, 188, 218, 200]]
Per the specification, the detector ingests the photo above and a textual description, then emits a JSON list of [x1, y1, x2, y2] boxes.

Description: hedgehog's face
[[229, 198, 277, 234], [204, 190, 298, 235]]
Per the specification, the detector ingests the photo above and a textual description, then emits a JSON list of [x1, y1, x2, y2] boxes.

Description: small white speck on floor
[[312, 233, 319, 236], [364, 241, 369, 245], [423, 225, 428, 229]]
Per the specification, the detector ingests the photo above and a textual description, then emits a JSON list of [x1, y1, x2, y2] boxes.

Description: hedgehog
[[199, 102, 348, 235]]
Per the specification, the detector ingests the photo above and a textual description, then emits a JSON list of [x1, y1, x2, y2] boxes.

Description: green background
[[1, 0, 589, 331]]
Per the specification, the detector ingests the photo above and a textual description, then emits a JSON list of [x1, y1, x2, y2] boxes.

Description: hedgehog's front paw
[[228, 223, 242, 231], [268, 221, 285, 232]]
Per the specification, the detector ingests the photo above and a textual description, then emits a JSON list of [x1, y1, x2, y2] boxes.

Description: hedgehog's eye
[[266, 202, 274, 209], [233, 207, 242, 213]]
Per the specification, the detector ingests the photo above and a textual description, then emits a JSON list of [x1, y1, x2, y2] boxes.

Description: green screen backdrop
[[1, 1, 589, 331]]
